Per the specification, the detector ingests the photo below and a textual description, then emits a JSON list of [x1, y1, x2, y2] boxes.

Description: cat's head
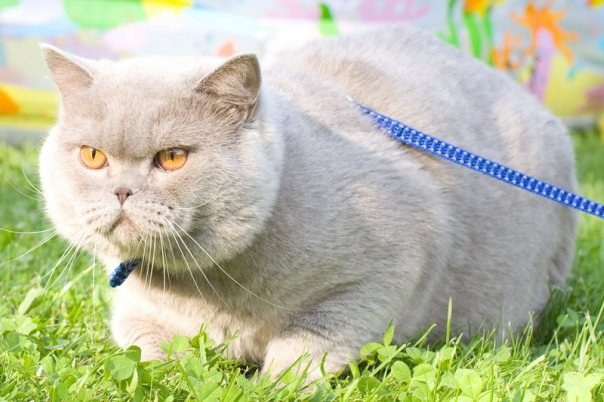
[[39, 45, 282, 270]]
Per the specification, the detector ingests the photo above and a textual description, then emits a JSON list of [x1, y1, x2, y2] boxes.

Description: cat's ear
[[195, 54, 261, 122], [40, 44, 94, 97]]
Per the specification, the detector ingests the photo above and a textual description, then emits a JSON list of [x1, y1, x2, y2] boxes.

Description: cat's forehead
[[94, 56, 223, 96], [63, 57, 225, 157]]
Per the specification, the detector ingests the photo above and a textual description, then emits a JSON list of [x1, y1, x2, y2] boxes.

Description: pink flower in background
[[528, 29, 556, 102], [270, 0, 319, 19], [217, 40, 236, 57], [579, 84, 604, 114], [0, 69, 24, 86], [357, 0, 429, 22], [103, 23, 149, 54]]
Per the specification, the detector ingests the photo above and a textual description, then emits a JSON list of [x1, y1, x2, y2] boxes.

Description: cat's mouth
[[103, 213, 143, 250], [108, 213, 133, 234]]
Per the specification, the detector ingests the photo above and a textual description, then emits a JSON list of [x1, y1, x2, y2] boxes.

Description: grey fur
[[40, 26, 577, 379]]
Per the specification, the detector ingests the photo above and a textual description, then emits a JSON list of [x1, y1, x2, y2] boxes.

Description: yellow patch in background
[[0, 84, 57, 131], [0, 87, 19, 115], [544, 56, 604, 118], [142, 0, 192, 17]]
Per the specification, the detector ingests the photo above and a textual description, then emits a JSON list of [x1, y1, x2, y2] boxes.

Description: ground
[[0, 131, 603, 401]]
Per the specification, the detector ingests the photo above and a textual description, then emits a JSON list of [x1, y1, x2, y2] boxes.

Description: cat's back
[[263, 26, 577, 334], [268, 26, 572, 170], [266, 25, 576, 226]]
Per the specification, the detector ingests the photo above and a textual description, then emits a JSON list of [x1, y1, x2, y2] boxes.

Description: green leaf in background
[[390, 361, 411, 384], [481, 7, 495, 65], [195, 381, 222, 402], [17, 288, 44, 315], [455, 368, 483, 399], [163, 334, 191, 357], [0, 0, 18, 10], [463, 11, 482, 58], [182, 355, 205, 379], [383, 323, 395, 346], [359, 341, 382, 358], [105, 353, 138, 382], [412, 363, 436, 383], [435, 346, 456, 368], [562, 372, 603, 402], [14, 315, 37, 335], [357, 374, 381, 395], [492, 345, 511, 363], [318, 2, 339, 37], [406, 347, 435, 365], [444, 0, 460, 47], [64, 0, 146, 29]]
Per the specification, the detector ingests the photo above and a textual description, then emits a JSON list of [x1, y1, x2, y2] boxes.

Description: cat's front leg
[[261, 302, 392, 382], [111, 303, 173, 361], [261, 288, 408, 382]]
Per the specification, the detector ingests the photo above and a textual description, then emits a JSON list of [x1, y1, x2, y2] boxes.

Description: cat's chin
[[104, 216, 143, 249]]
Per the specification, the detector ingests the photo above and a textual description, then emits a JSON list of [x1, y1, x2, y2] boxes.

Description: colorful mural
[[0, 0, 603, 135]]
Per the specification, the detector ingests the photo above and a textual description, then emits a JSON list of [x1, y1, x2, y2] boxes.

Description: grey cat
[[40, 26, 577, 379]]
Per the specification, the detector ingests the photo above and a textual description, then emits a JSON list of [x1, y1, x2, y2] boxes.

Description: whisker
[[159, 229, 168, 297], [21, 159, 43, 195], [0, 167, 43, 201], [142, 231, 152, 294], [171, 198, 215, 211], [149, 232, 158, 296], [164, 218, 217, 304], [164, 225, 209, 304], [58, 262, 93, 296], [50, 232, 89, 288], [43, 230, 88, 289], [145, 233, 155, 295], [163, 228, 178, 274], [0, 232, 58, 268], [0, 227, 55, 235], [91, 231, 99, 343], [171, 230, 218, 299], [171, 220, 293, 311]]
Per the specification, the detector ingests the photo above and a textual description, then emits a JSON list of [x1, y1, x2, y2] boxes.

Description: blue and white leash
[[108, 100, 604, 287], [350, 99, 604, 221]]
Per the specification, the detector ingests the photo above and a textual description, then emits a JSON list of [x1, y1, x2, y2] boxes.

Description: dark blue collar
[[109, 259, 140, 288]]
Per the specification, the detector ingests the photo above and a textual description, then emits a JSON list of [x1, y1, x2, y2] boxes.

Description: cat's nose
[[114, 187, 133, 206]]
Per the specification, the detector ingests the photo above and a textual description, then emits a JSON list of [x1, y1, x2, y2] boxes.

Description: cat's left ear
[[40, 44, 95, 98], [195, 54, 261, 122]]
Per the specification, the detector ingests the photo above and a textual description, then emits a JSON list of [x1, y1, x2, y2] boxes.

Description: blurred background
[[0, 0, 603, 142]]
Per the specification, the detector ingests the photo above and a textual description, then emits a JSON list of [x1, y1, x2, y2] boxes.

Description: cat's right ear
[[195, 54, 261, 123], [40, 44, 94, 98]]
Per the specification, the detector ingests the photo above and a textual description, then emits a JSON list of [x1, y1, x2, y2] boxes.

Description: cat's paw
[[139, 343, 167, 362], [112, 317, 171, 362], [261, 333, 350, 383]]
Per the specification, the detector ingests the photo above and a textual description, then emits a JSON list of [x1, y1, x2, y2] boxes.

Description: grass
[[0, 132, 603, 401]]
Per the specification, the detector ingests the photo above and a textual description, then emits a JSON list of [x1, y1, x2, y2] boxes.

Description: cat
[[39, 25, 577, 380]]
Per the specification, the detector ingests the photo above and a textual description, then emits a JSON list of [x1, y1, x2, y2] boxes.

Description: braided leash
[[350, 98, 603, 220]]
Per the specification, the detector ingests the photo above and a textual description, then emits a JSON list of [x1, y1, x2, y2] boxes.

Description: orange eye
[[155, 148, 188, 171], [80, 146, 107, 169]]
